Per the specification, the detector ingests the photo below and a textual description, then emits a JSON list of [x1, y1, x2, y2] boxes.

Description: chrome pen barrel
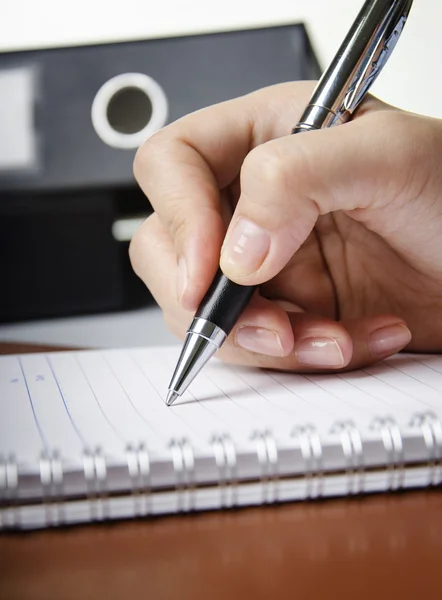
[[294, 0, 413, 132]]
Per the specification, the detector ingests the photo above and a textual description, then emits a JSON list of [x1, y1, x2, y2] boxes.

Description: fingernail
[[235, 327, 283, 357], [369, 323, 412, 356], [221, 218, 270, 276], [295, 337, 344, 368], [176, 256, 187, 304]]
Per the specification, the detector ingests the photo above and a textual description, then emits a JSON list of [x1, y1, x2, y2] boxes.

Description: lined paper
[[1, 348, 442, 470]]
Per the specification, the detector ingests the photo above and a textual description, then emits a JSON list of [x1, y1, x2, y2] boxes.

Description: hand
[[130, 81, 442, 372]]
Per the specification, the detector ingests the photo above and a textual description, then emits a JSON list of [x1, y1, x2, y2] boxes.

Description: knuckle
[[168, 203, 191, 243], [243, 145, 287, 189], [242, 142, 311, 212], [133, 129, 169, 183], [128, 231, 144, 277], [128, 216, 153, 276]]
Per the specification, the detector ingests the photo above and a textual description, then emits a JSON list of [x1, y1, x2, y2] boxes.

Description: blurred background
[[1, 0, 441, 349]]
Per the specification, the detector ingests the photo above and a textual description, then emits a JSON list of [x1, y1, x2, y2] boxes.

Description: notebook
[[1, 347, 441, 530]]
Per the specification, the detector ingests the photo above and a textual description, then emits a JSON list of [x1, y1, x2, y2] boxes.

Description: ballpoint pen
[[166, 0, 414, 406]]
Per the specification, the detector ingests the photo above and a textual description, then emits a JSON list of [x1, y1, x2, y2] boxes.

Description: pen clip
[[344, 2, 411, 114]]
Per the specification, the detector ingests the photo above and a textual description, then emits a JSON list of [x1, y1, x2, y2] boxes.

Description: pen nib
[[165, 390, 179, 406]]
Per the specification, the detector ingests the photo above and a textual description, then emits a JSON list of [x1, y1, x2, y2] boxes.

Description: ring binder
[[211, 434, 238, 508], [410, 412, 442, 486], [331, 421, 364, 495], [83, 447, 109, 521], [126, 443, 151, 517], [169, 438, 195, 512], [292, 425, 323, 499], [39, 450, 64, 526], [252, 431, 279, 504], [371, 417, 404, 491], [0, 454, 18, 528]]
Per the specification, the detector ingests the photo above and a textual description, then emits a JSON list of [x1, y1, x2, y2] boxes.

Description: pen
[[166, 0, 414, 406]]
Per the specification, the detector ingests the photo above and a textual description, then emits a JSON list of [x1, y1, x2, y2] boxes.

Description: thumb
[[220, 108, 441, 285]]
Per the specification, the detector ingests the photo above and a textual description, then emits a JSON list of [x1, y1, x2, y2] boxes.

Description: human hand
[[130, 81, 442, 372]]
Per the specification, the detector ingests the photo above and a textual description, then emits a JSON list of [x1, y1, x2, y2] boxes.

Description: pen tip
[[166, 390, 179, 406]]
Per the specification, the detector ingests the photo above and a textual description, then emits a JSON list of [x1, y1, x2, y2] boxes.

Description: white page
[[19, 355, 84, 460], [1, 349, 441, 474], [0, 356, 44, 465]]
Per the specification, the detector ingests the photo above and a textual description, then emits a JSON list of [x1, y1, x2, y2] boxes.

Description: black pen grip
[[195, 269, 256, 335]]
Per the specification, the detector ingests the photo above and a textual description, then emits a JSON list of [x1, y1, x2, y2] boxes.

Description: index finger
[[133, 81, 317, 310]]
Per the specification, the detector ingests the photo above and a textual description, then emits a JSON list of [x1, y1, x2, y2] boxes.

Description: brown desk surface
[[1, 342, 441, 600]]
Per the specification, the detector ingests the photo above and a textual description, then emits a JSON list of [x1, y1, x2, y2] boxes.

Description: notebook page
[[1, 348, 441, 472], [0, 356, 45, 467]]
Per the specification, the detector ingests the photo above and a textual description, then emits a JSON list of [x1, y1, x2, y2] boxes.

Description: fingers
[[219, 108, 437, 285], [219, 312, 411, 372], [133, 82, 320, 309], [130, 214, 411, 373], [134, 139, 225, 311], [338, 315, 412, 370]]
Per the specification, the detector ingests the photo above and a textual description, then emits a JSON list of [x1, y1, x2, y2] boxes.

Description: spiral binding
[[331, 421, 364, 495], [2, 412, 442, 530], [169, 438, 195, 512], [39, 450, 64, 526], [83, 447, 109, 521], [0, 454, 18, 528], [251, 430, 279, 504], [370, 417, 404, 490], [292, 424, 323, 499], [126, 443, 151, 517], [410, 411, 442, 486], [211, 434, 238, 508]]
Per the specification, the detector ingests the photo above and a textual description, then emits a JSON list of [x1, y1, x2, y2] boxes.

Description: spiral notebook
[[1, 346, 441, 530]]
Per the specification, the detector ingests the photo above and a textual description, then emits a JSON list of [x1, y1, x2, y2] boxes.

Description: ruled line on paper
[[334, 375, 387, 406], [17, 356, 49, 450], [267, 371, 348, 422], [363, 359, 442, 410], [161, 354, 254, 439], [413, 356, 442, 375], [387, 357, 442, 396], [267, 372, 335, 417], [303, 374, 373, 417], [128, 352, 164, 403], [360, 367, 424, 403], [389, 363, 442, 392], [46, 355, 86, 447], [74, 354, 125, 443], [101, 353, 161, 440], [201, 369, 258, 419], [229, 366, 294, 417], [129, 351, 205, 442]]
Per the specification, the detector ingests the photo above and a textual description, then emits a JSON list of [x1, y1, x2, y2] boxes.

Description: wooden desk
[[1, 343, 441, 600]]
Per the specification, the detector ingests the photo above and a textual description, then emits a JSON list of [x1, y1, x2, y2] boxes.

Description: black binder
[[0, 24, 320, 322]]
